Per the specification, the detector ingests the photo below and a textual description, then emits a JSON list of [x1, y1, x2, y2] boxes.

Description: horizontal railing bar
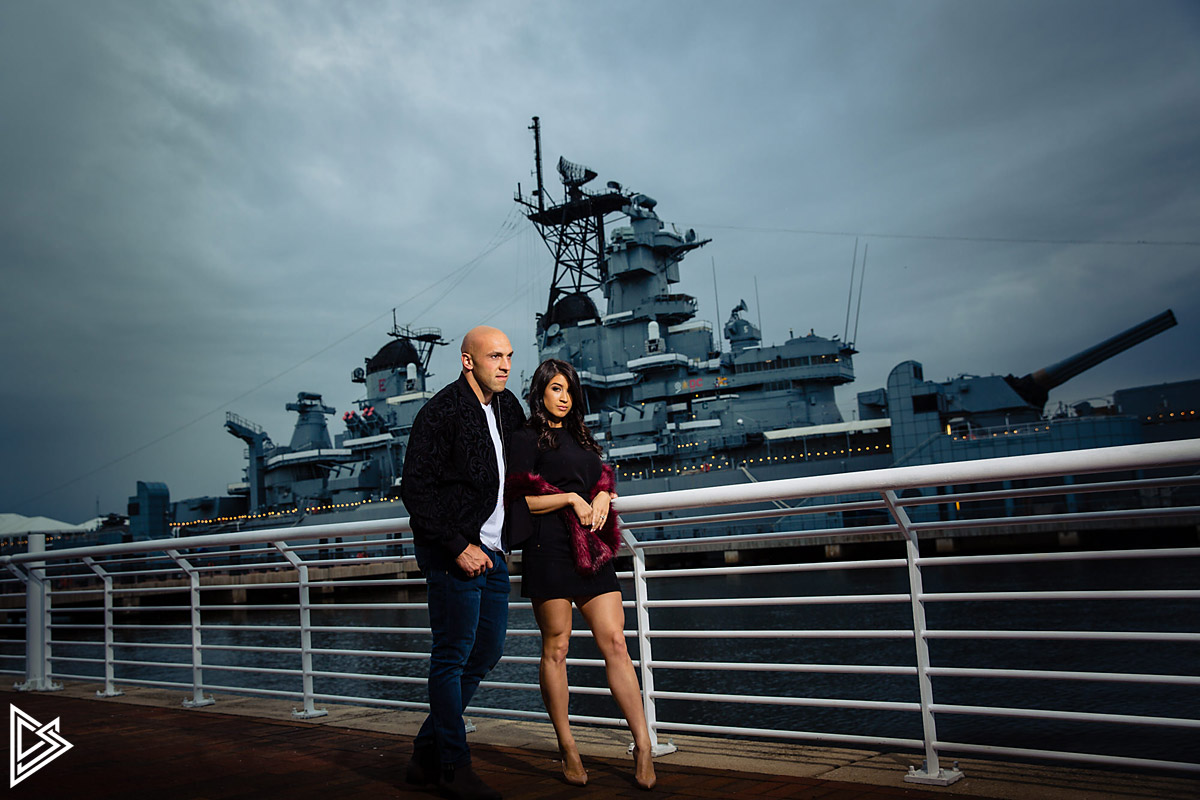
[[47, 656, 103, 664], [306, 579, 424, 588], [309, 626, 429, 635], [110, 606, 192, 613], [650, 629, 915, 639], [287, 556, 411, 569], [650, 689, 919, 713], [4, 517, 413, 564], [644, 557, 908, 579], [901, 475, 1200, 507], [201, 664, 301, 676], [649, 660, 916, 675], [310, 693, 428, 711], [926, 667, 1200, 685], [936, 740, 1200, 775], [644, 593, 910, 609], [309, 671, 424, 684], [481, 679, 607, 696], [918, 546, 1200, 568], [94, 568, 184, 578], [931, 703, 1200, 728], [46, 671, 126, 684], [500, 655, 610, 668], [198, 644, 302, 655], [922, 589, 1200, 602], [190, 563, 293, 573], [199, 683, 303, 699], [112, 660, 189, 669], [310, 648, 431, 661], [189, 605, 301, 612], [196, 582, 300, 591], [196, 625, 302, 632], [654, 719, 923, 751], [110, 624, 192, 631], [611, 440, 1200, 517], [111, 642, 192, 650], [284, 538, 412, 553], [910, 505, 1200, 535], [620, 498, 890, 531], [108, 586, 211, 595], [626, 523, 900, 551], [305, 603, 426, 611], [926, 629, 1200, 642]]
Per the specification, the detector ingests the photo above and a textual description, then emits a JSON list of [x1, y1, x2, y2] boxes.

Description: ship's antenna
[[754, 275, 763, 336], [530, 116, 545, 214], [851, 242, 868, 346], [711, 256, 722, 352], [843, 237, 859, 342]]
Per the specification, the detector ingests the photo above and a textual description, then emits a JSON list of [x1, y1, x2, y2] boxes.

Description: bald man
[[400, 325, 525, 800]]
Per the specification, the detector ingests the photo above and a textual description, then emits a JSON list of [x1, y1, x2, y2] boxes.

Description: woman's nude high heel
[[632, 745, 656, 790]]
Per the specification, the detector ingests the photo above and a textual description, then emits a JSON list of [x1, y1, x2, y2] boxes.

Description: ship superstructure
[[515, 117, 885, 487]]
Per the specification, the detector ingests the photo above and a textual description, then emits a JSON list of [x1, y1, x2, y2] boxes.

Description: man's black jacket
[[400, 372, 526, 558]]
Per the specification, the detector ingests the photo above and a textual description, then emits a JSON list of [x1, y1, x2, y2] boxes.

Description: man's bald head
[[461, 326, 513, 404]]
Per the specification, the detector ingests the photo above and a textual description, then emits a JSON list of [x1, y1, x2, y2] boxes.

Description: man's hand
[[455, 543, 494, 577]]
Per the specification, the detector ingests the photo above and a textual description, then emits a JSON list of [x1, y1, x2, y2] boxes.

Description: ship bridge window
[[734, 355, 816, 374], [912, 393, 940, 414]]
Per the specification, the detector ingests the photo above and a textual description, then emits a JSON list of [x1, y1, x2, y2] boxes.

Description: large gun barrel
[[1007, 309, 1177, 408]]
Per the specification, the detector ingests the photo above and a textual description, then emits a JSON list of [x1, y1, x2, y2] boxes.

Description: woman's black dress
[[507, 426, 620, 599]]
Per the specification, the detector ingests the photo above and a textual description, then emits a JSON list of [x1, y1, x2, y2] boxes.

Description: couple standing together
[[400, 325, 657, 800]]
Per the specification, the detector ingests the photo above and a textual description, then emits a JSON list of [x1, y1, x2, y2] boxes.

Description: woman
[[505, 358, 656, 790]]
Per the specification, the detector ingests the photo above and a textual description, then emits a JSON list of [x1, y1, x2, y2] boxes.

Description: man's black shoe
[[405, 747, 440, 787], [439, 763, 501, 800]]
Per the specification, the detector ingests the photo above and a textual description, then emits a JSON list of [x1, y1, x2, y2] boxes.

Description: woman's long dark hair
[[526, 358, 602, 455]]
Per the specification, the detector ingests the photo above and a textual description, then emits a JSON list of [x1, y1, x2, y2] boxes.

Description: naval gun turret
[[873, 309, 1178, 466], [1005, 309, 1177, 410]]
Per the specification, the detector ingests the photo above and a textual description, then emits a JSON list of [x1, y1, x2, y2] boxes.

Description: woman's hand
[[590, 491, 611, 532], [568, 493, 593, 526]]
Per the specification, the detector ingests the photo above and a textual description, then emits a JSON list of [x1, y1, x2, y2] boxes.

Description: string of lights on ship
[[171, 409, 1196, 530], [170, 443, 894, 530]]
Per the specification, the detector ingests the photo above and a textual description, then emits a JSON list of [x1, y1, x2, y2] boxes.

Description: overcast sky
[[3, 0, 1198, 524]]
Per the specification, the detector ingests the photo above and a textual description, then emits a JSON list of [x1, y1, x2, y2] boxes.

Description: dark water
[[17, 555, 1200, 767]]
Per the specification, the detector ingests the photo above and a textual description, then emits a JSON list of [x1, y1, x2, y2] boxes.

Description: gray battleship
[[110, 118, 1192, 544]]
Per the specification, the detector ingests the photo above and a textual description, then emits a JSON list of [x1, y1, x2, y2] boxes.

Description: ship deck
[[4, 682, 1197, 800]]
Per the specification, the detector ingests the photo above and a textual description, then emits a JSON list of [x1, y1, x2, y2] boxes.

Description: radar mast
[[515, 116, 629, 334]]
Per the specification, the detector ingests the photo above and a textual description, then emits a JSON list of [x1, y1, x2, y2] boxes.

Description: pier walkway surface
[[3, 683, 1197, 800]]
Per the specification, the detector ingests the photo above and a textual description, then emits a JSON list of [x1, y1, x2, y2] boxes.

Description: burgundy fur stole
[[506, 464, 620, 577]]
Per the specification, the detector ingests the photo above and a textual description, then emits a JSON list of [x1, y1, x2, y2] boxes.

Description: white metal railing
[[1, 439, 1198, 785]]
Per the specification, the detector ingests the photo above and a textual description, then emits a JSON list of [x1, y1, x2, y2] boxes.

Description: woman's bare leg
[[577, 591, 656, 789], [533, 597, 587, 785]]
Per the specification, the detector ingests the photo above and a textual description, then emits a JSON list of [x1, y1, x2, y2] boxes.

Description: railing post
[[166, 550, 215, 708], [882, 490, 963, 786], [625, 527, 676, 757], [14, 533, 61, 692], [81, 557, 124, 698], [275, 544, 327, 719]]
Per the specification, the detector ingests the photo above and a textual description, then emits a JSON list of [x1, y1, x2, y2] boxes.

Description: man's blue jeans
[[413, 543, 510, 768]]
